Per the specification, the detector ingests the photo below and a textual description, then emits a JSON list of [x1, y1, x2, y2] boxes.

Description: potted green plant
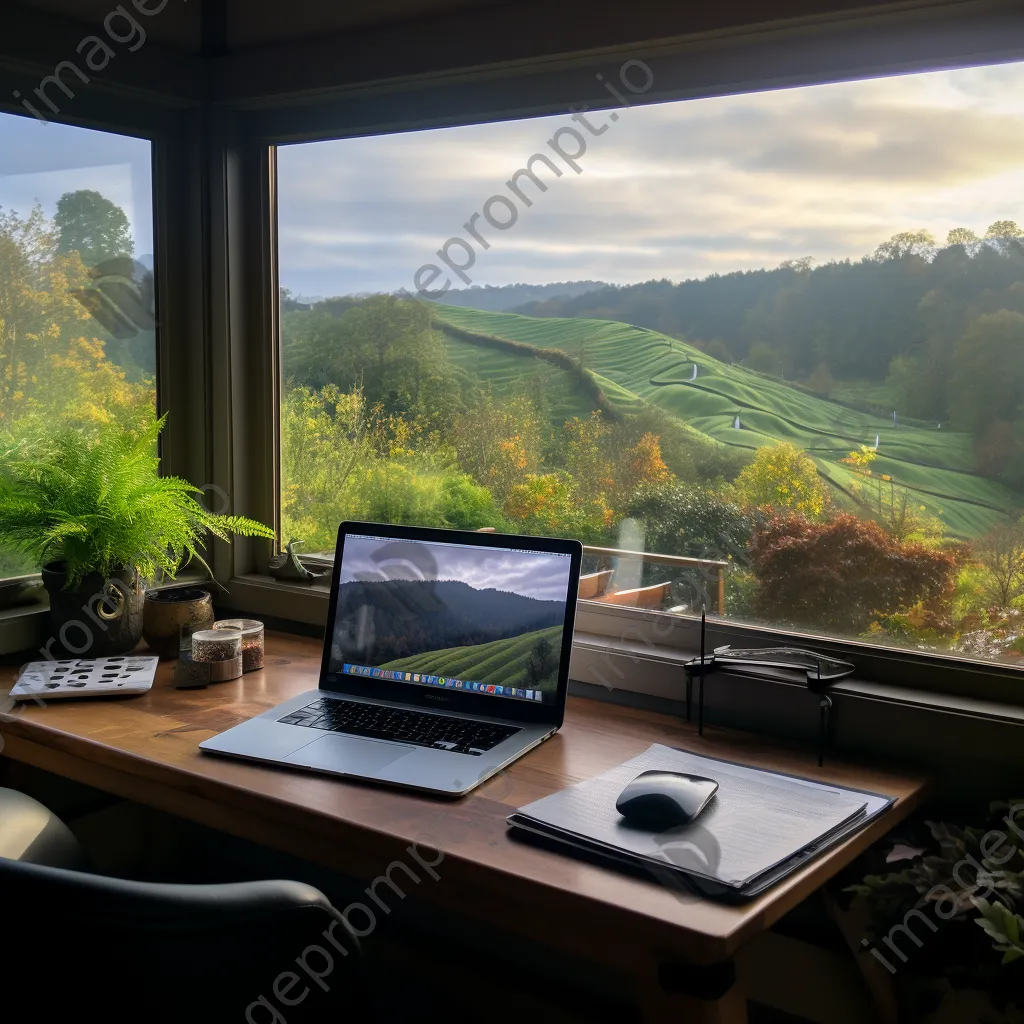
[[837, 800, 1024, 1023], [0, 415, 274, 657]]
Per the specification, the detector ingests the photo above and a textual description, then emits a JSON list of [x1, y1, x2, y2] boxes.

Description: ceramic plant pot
[[40, 562, 145, 658], [142, 587, 215, 659]]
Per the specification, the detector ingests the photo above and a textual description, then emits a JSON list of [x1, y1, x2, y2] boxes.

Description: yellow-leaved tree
[[0, 202, 153, 437], [734, 441, 830, 519], [1, 201, 155, 575]]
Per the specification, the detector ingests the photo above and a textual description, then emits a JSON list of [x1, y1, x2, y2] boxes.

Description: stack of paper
[[507, 744, 893, 900]]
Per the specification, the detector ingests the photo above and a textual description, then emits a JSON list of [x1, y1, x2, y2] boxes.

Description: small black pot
[[40, 562, 145, 658]]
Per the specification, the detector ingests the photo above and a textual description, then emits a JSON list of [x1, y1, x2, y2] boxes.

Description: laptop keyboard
[[278, 698, 521, 755]]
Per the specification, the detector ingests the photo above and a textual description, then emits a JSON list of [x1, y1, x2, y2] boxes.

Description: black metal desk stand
[[683, 610, 853, 767]]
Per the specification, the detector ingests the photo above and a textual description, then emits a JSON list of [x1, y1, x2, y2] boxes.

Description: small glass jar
[[191, 629, 242, 663], [213, 618, 265, 672]]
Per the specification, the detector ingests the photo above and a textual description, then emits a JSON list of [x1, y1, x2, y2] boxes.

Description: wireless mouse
[[615, 770, 719, 830]]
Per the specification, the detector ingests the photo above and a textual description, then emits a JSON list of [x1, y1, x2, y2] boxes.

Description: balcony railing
[[580, 545, 729, 615]]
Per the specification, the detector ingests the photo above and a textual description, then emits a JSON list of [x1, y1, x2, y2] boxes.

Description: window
[[0, 113, 156, 583], [276, 60, 1024, 676]]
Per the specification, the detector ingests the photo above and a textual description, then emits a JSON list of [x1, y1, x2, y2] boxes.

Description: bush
[[623, 483, 758, 561], [723, 565, 759, 619], [735, 442, 831, 519], [438, 475, 504, 531], [504, 472, 610, 543], [748, 513, 959, 633], [354, 465, 445, 529]]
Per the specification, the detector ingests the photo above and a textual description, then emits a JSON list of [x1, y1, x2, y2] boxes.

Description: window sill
[[0, 572, 217, 658], [225, 574, 1024, 739], [571, 630, 1024, 727], [0, 594, 48, 657]]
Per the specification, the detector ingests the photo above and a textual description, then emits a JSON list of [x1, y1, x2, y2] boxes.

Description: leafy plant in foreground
[[0, 414, 274, 588]]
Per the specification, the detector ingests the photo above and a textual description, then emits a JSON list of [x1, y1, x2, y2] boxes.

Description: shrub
[[355, 464, 446, 528], [748, 513, 959, 633], [504, 472, 610, 543], [723, 565, 759, 619], [623, 483, 758, 561], [974, 515, 1024, 609], [735, 442, 830, 519], [438, 475, 504, 531]]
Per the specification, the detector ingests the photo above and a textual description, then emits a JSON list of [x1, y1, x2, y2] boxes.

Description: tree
[[525, 635, 558, 687], [985, 220, 1024, 240], [974, 516, 1024, 608], [623, 483, 758, 560], [704, 338, 732, 363], [748, 513, 958, 632], [873, 230, 937, 262], [946, 227, 980, 248], [778, 257, 814, 272], [841, 446, 945, 544], [283, 294, 465, 429], [807, 362, 835, 395], [451, 392, 543, 504], [734, 442, 830, 519], [747, 341, 781, 375], [54, 190, 134, 266], [615, 431, 670, 496], [950, 310, 1024, 439]]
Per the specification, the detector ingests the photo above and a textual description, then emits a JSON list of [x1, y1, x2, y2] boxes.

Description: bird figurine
[[268, 539, 330, 583]]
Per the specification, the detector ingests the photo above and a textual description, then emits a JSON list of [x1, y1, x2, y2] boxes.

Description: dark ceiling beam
[[211, 0, 986, 107], [0, 2, 205, 116], [201, 0, 228, 60]]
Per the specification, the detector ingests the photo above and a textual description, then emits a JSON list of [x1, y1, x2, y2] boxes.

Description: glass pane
[[278, 61, 1024, 672], [0, 113, 156, 588]]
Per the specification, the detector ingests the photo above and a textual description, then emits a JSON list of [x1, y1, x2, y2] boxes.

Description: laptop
[[200, 522, 582, 795]]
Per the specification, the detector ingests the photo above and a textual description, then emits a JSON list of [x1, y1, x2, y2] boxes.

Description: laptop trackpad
[[284, 734, 414, 775]]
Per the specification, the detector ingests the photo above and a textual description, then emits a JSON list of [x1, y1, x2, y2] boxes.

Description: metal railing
[[581, 545, 729, 615]]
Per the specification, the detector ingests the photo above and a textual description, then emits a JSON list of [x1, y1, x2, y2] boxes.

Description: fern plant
[[0, 415, 274, 589]]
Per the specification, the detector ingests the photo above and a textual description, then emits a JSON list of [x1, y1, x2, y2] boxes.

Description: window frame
[[0, 78, 209, 651], [216, 0, 1024, 709], [4, 2, 1024, 712]]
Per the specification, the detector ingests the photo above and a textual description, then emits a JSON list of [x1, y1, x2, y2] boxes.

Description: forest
[[2, 193, 1022, 667]]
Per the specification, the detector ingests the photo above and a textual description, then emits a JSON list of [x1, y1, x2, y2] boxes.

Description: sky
[[340, 536, 573, 602], [277, 59, 1024, 298], [0, 113, 153, 258]]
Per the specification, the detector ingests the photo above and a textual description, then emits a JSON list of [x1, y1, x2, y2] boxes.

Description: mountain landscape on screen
[[331, 579, 565, 690]]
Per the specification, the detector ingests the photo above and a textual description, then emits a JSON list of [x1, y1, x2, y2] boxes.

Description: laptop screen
[[326, 532, 574, 706]]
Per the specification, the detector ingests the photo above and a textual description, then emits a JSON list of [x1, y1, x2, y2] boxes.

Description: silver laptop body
[[201, 522, 582, 796]]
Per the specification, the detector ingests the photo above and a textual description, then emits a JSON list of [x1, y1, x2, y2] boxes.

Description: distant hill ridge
[[333, 578, 565, 664], [417, 281, 607, 312]]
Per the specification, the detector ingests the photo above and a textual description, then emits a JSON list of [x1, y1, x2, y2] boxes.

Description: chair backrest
[[1, 857, 370, 1022]]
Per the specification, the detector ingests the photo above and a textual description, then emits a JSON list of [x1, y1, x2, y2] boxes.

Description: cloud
[[276, 61, 1024, 294], [0, 113, 154, 256], [339, 536, 573, 602]]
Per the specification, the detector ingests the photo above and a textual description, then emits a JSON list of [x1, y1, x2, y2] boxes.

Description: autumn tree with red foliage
[[748, 514, 959, 633]]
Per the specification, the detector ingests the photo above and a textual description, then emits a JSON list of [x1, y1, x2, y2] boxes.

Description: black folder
[[507, 744, 894, 902]]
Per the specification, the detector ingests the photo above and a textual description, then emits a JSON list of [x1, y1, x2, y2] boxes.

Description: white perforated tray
[[11, 655, 158, 701]]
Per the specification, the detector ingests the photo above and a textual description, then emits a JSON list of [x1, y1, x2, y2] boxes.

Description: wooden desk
[[0, 633, 929, 1023]]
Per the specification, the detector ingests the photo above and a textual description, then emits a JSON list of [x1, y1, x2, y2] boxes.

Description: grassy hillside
[[434, 304, 1020, 538], [379, 625, 563, 693]]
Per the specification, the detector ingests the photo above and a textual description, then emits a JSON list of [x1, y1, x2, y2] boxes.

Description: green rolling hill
[[434, 304, 1020, 538], [379, 625, 563, 693]]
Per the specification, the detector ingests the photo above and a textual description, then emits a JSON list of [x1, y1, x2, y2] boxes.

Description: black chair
[[0, 788, 371, 1023]]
